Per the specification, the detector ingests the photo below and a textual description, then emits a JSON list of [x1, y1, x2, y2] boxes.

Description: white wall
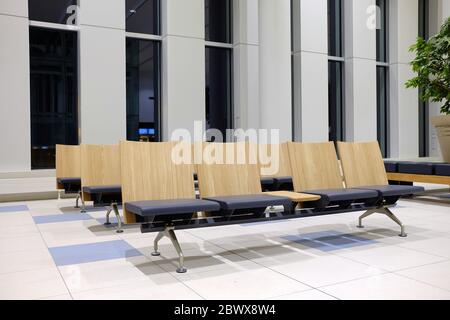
[[259, 0, 292, 142], [161, 0, 205, 141], [0, 0, 31, 173], [79, 0, 126, 145], [292, 0, 329, 142], [344, 0, 378, 142]]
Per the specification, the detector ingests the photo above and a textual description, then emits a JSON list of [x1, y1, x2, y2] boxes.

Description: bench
[[56, 145, 82, 208], [384, 160, 450, 185]]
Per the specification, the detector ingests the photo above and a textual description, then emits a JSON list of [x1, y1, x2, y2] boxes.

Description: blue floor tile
[[283, 230, 376, 252], [49, 240, 142, 266], [33, 213, 93, 224], [0, 205, 29, 213]]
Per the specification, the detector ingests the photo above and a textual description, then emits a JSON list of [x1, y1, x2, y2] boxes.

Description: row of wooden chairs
[[56, 141, 424, 273]]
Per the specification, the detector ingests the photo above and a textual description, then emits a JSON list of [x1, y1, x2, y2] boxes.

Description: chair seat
[[384, 161, 398, 173], [83, 185, 122, 194], [304, 188, 379, 203], [434, 164, 450, 176], [355, 185, 424, 197], [125, 199, 221, 217], [273, 176, 293, 185], [204, 194, 292, 211], [57, 177, 81, 185], [261, 177, 275, 186], [397, 162, 434, 175]]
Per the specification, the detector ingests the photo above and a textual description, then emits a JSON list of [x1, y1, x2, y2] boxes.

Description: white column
[[79, 0, 126, 144], [0, 0, 31, 172], [258, 0, 292, 142], [292, 0, 329, 142], [389, 0, 419, 158], [161, 0, 205, 141], [233, 0, 260, 131], [344, 0, 378, 142]]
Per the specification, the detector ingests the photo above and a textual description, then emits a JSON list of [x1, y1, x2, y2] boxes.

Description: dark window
[[205, 47, 232, 138], [328, 0, 343, 57], [126, 0, 160, 35], [29, 27, 78, 169], [328, 61, 344, 142], [205, 0, 232, 43], [126, 38, 161, 142], [377, 66, 389, 157], [419, 0, 429, 157], [376, 0, 388, 62], [28, 0, 78, 25]]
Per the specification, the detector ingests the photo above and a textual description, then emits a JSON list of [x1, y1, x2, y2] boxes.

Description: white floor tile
[[321, 273, 450, 300], [39, 293, 73, 300], [396, 260, 450, 291], [0, 234, 47, 254], [397, 237, 450, 258], [269, 289, 337, 300], [0, 248, 55, 274], [0, 268, 68, 300]]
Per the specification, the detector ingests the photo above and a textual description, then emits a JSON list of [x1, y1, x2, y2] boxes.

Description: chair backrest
[[120, 141, 196, 223], [337, 141, 388, 187], [56, 144, 80, 179], [197, 142, 262, 198], [259, 143, 292, 178], [287, 142, 344, 191], [80, 144, 121, 187]]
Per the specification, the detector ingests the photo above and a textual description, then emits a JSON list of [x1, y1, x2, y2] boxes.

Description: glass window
[[205, 0, 232, 43], [126, 38, 161, 142], [328, 61, 344, 142], [376, 0, 388, 62], [328, 0, 343, 57], [29, 27, 78, 169], [28, 0, 78, 25], [377, 66, 389, 157], [205, 47, 232, 139], [126, 0, 160, 35], [418, 0, 429, 157]]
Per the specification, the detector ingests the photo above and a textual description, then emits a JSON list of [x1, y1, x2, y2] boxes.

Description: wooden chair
[[55, 144, 82, 208], [80, 144, 123, 232], [258, 143, 294, 191], [337, 141, 424, 237]]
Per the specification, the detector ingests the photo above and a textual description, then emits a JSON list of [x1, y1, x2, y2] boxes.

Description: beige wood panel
[[120, 141, 196, 223], [80, 144, 121, 188], [259, 143, 292, 177], [387, 173, 450, 185], [56, 145, 80, 189], [264, 191, 320, 202], [197, 142, 263, 198], [337, 141, 388, 188], [287, 142, 344, 191]]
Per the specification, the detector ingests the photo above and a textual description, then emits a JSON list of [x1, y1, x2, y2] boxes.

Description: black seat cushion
[[273, 176, 293, 185], [204, 194, 292, 211], [434, 164, 450, 176], [83, 185, 122, 194], [261, 177, 275, 186], [397, 162, 434, 175], [384, 161, 398, 173], [126, 199, 220, 217], [355, 185, 424, 197], [304, 188, 379, 203], [57, 177, 81, 185]]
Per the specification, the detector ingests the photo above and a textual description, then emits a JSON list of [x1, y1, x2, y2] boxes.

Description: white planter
[[431, 115, 450, 163]]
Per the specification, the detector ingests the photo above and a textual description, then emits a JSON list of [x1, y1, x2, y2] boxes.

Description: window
[[418, 0, 430, 157], [205, 0, 233, 140], [328, 0, 345, 142], [126, 38, 161, 142], [28, 0, 78, 25], [126, 0, 160, 35], [29, 27, 78, 169], [376, 0, 389, 157], [205, 0, 232, 43]]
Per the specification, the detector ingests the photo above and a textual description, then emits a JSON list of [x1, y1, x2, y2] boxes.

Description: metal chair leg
[[112, 203, 123, 233], [75, 192, 80, 209], [151, 232, 165, 256], [382, 207, 407, 237], [104, 207, 112, 226], [357, 209, 376, 228], [80, 195, 86, 213], [166, 227, 187, 273]]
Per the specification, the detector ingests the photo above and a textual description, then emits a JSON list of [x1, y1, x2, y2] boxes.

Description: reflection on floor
[[0, 195, 449, 300]]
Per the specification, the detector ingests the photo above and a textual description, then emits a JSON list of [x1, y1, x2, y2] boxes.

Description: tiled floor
[[0, 196, 449, 300]]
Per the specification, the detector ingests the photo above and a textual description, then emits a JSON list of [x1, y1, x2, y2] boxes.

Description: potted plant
[[406, 17, 450, 162]]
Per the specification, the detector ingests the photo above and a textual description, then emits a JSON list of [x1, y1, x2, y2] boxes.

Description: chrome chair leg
[[151, 232, 165, 256], [166, 227, 186, 273], [112, 203, 123, 233], [104, 206, 113, 225], [382, 207, 407, 237], [357, 209, 376, 228], [75, 192, 81, 209]]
